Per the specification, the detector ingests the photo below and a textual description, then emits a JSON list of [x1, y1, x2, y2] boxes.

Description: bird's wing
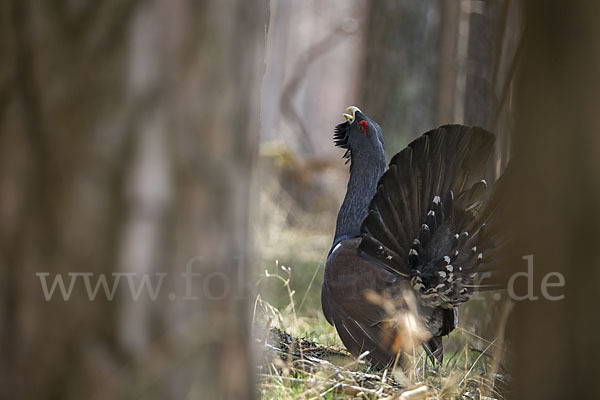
[[322, 238, 405, 367]]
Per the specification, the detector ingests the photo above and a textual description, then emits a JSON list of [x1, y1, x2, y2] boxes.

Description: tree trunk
[[0, 1, 266, 398], [509, 1, 600, 398], [360, 0, 440, 152]]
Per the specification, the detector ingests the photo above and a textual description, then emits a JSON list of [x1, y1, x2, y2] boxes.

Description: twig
[[459, 338, 497, 387], [297, 255, 325, 313]]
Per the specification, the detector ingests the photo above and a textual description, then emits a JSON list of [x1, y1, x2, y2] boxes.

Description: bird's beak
[[343, 106, 362, 122]]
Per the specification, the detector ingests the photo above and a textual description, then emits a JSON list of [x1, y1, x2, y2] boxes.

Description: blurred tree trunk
[[0, 1, 266, 399], [360, 0, 440, 152], [461, 0, 501, 129], [435, 0, 460, 126], [436, 0, 519, 171], [508, 1, 600, 398]]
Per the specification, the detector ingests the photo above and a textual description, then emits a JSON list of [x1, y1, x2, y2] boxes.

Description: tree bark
[[509, 1, 600, 398], [0, 1, 267, 398]]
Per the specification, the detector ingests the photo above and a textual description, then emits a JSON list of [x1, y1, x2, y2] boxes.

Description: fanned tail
[[358, 125, 509, 308]]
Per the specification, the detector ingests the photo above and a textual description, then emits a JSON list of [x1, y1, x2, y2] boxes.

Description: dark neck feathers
[[331, 149, 386, 252]]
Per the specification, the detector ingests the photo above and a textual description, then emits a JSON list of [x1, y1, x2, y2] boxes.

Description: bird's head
[[334, 106, 385, 163]]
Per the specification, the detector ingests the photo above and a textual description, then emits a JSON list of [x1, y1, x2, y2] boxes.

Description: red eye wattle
[[359, 120, 368, 136]]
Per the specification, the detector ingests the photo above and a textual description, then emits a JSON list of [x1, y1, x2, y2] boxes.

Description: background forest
[[1, 1, 600, 399]]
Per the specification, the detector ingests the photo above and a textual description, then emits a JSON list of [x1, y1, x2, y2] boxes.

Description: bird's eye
[[359, 120, 368, 136]]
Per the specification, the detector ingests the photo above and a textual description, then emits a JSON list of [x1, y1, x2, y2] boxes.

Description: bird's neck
[[331, 152, 386, 252]]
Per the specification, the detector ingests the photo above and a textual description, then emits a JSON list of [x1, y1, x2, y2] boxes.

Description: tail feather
[[385, 165, 415, 241], [358, 125, 509, 308]]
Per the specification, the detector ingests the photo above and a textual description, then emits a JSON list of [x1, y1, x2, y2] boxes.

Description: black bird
[[321, 106, 508, 368]]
